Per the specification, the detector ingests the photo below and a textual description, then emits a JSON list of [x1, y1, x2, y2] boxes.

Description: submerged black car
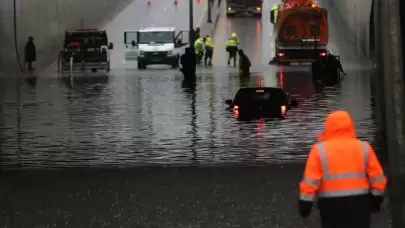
[[225, 87, 298, 119]]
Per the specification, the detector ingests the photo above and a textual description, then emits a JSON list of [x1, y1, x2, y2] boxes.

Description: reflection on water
[[0, 67, 379, 169]]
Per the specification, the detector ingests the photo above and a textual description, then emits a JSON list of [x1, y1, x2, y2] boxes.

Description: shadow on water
[[182, 78, 198, 163], [59, 75, 110, 99], [25, 76, 37, 87]]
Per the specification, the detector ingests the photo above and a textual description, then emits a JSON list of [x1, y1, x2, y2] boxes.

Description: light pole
[[207, 0, 212, 23], [189, 0, 194, 47]]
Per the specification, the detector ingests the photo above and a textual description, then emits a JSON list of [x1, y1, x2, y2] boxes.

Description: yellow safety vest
[[194, 38, 203, 53], [226, 37, 239, 47], [205, 37, 214, 48]]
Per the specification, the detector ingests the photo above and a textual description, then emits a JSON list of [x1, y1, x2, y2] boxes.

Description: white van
[[124, 27, 189, 69]]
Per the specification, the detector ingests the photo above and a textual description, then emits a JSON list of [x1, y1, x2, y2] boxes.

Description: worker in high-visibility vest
[[225, 33, 240, 67], [204, 35, 214, 67], [194, 37, 204, 64], [299, 111, 387, 228]]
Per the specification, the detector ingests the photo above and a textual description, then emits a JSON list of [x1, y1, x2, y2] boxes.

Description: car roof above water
[[237, 87, 285, 93], [139, 27, 176, 32], [66, 28, 106, 33]]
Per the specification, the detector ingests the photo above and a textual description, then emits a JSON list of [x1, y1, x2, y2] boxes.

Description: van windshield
[[139, 31, 174, 44]]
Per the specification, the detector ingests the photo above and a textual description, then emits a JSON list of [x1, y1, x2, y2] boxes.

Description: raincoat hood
[[317, 111, 356, 141]]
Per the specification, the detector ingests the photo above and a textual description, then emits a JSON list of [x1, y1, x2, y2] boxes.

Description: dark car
[[58, 28, 113, 73], [225, 87, 298, 119]]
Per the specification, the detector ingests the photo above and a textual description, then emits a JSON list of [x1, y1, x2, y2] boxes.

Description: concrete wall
[[0, 0, 134, 73], [320, 0, 373, 58]]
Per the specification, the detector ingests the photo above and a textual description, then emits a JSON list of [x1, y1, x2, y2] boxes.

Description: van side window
[[310, 25, 320, 36], [285, 26, 296, 37]]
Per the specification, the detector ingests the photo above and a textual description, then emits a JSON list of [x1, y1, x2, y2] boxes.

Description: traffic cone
[[147, 0, 151, 7]]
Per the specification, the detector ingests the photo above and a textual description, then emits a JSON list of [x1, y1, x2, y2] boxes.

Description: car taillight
[[281, 105, 286, 115], [277, 52, 285, 57], [233, 105, 239, 118], [256, 7, 261, 11], [320, 52, 327, 56]]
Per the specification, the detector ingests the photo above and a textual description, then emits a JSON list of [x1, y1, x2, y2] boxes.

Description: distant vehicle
[[58, 28, 113, 73], [226, 0, 262, 17], [225, 87, 298, 119], [124, 27, 189, 69], [270, 0, 328, 64]]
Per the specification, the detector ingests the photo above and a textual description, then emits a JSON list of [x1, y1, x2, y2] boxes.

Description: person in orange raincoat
[[299, 110, 387, 228]]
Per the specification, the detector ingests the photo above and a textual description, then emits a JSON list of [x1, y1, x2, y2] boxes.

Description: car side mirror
[[225, 99, 232, 105], [290, 99, 298, 108], [131, 40, 137, 47], [108, 42, 113, 49]]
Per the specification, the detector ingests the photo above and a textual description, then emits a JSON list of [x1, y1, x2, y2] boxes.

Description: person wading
[[25, 36, 36, 72]]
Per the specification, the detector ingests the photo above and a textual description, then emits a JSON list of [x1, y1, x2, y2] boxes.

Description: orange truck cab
[[270, 0, 328, 63]]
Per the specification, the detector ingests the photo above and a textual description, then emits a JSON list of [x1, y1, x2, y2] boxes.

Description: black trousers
[[227, 46, 238, 66], [204, 48, 213, 66]]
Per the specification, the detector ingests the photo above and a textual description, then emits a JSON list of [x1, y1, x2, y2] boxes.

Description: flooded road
[[0, 1, 391, 227], [0, 0, 381, 169]]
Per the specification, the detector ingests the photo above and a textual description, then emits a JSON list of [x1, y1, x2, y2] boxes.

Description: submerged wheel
[[137, 62, 146, 69]]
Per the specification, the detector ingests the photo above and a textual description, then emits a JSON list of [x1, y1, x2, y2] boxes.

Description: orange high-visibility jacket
[[300, 111, 387, 202]]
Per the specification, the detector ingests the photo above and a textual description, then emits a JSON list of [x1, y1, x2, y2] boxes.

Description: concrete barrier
[[0, 0, 134, 73], [320, 0, 373, 58]]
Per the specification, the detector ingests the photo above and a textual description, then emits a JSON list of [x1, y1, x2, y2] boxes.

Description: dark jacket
[[239, 54, 251, 76], [25, 41, 36, 62], [181, 49, 197, 76], [190, 29, 200, 47]]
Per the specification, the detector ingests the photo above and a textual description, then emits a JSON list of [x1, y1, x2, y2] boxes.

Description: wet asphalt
[[0, 0, 391, 227]]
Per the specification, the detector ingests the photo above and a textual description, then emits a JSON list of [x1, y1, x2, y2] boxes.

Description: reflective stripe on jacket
[[299, 111, 387, 202], [226, 37, 239, 47], [272, 4, 278, 23]]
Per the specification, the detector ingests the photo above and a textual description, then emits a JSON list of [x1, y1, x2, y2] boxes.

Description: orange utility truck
[[270, 0, 328, 63]]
